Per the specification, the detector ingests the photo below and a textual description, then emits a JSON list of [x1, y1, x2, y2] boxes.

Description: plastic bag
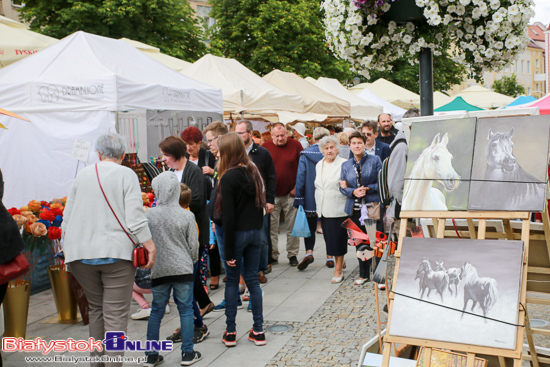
[[135, 267, 152, 289], [292, 205, 311, 238]]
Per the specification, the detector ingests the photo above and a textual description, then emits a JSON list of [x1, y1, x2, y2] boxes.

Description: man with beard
[[376, 113, 396, 145]]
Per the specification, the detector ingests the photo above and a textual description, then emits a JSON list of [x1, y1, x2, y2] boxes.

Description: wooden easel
[[381, 211, 537, 367]]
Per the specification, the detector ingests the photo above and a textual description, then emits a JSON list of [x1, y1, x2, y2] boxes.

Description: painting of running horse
[[469, 116, 549, 211], [403, 118, 476, 211], [390, 237, 524, 350]]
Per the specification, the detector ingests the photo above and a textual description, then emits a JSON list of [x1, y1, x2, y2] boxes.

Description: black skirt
[[320, 216, 348, 257]]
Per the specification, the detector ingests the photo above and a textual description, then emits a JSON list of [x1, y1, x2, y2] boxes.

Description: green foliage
[[493, 74, 526, 97], [365, 53, 467, 93], [19, 0, 207, 62], [209, 0, 353, 81]]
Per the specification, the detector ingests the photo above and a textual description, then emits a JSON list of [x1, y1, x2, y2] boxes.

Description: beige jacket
[[314, 156, 348, 218]]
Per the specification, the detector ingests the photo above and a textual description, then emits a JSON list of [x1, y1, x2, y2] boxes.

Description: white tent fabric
[[454, 85, 515, 109], [263, 70, 350, 116], [369, 78, 420, 109], [0, 15, 28, 29], [276, 111, 328, 124], [181, 54, 304, 113], [120, 37, 192, 72], [348, 82, 372, 95], [315, 77, 382, 120], [356, 87, 406, 121], [434, 91, 452, 109], [0, 31, 222, 113], [0, 31, 223, 207]]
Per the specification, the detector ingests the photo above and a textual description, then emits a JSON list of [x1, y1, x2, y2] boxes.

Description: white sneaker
[[378, 283, 386, 290], [131, 307, 151, 320], [165, 304, 170, 314]]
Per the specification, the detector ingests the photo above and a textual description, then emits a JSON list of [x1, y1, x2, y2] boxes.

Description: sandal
[[200, 302, 214, 317], [326, 258, 335, 268], [210, 276, 219, 290]]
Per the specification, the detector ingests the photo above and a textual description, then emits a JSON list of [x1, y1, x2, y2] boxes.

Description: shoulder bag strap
[[95, 164, 137, 246]]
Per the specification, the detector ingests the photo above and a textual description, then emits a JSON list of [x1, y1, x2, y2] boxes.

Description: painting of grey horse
[[469, 117, 550, 211], [390, 237, 524, 350]]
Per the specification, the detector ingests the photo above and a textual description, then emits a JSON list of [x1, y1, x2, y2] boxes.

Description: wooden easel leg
[[382, 341, 392, 367], [498, 356, 506, 367], [466, 353, 475, 367], [524, 305, 540, 367], [374, 282, 383, 353], [542, 205, 550, 265]]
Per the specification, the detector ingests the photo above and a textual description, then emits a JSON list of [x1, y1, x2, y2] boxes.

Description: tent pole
[[115, 111, 120, 133]]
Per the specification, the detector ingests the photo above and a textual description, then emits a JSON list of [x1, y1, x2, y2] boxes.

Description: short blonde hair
[[337, 132, 349, 145]]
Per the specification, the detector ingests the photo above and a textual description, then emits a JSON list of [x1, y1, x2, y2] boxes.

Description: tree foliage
[[19, 0, 207, 62], [493, 74, 526, 97], [209, 0, 353, 81], [365, 54, 467, 94]]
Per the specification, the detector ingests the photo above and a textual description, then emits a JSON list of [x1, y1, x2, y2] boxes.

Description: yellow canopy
[[0, 24, 57, 67], [0, 15, 28, 29], [454, 85, 515, 109], [433, 91, 453, 109], [368, 78, 420, 109], [263, 70, 350, 117], [119, 38, 191, 72]]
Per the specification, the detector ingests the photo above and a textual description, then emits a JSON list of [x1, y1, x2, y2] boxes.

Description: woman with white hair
[[315, 136, 349, 283], [63, 133, 156, 366]]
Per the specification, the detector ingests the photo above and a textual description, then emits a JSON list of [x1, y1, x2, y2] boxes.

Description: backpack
[[378, 138, 406, 207]]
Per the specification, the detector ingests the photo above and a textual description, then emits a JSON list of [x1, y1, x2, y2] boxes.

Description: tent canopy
[[263, 70, 350, 116], [522, 93, 550, 115], [368, 79, 420, 109], [0, 24, 58, 67], [435, 96, 484, 112], [0, 31, 222, 113], [434, 91, 452, 109], [182, 54, 304, 114], [315, 77, 382, 120], [120, 37, 191, 72], [356, 87, 406, 121], [0, 15, 28, 29], [503, 95, 537, 109], [348, 82, 372, 95], [454, 85, 514, 109]]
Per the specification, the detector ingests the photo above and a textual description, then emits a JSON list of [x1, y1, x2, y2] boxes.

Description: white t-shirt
[[189, 158, 199, 165], [173, 169, 184, 182]]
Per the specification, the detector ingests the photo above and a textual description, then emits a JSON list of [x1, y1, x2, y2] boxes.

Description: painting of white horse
[[469, 117, 549, 211], [390, 237, 524, 350], [403, 118, 476, 212]]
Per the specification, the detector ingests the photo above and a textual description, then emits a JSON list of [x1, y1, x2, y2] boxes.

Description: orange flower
[[12, 214, 27, 229], [28, 200, 41, 213], [50, 203, 64, 211], [20, 206, 29, 212]]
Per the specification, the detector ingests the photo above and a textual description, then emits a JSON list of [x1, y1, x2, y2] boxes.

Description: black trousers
[[194, 245, 212, 308], [303, 215, 318, 252], [350, 211, 378, 279]]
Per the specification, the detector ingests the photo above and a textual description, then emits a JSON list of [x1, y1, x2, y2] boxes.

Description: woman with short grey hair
[[63, 133, 156, 366], [315, 135, 348, 283]]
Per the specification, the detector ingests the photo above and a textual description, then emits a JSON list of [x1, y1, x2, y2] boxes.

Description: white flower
[[472, 7, 482, 19], [489, 0, 500, 10], [380, 35, 391, 43], [485, 48, 495, 58], [431, 14, 442, 25], [459, 0, 471, 6], [455, 4, 466, 15], [406, 22, 415, 32], [448, 4, 457, 13], [493, 12, 503, 23], [494, 41, 503, 49], [508, 4, 519, 16], [403, 34, 413, 44], [382, 3, 391, 11], [457, 29, 464, 38], [443, 14, 453, 24], [476, 26, 485, 36]]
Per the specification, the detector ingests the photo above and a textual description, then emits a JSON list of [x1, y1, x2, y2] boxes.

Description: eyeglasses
[[365, 132, 373, 137], [206, 135, 219, 143]]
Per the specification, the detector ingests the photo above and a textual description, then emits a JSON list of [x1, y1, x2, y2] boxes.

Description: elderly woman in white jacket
[[315, 136, 349, 284]]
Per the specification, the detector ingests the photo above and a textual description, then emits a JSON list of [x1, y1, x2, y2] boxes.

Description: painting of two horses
[[403, 116, 549, 212], [389, 238, 524, 350]]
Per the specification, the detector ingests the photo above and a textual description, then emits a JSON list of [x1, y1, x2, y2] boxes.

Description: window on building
[[528, 87, 531, 95], [536, 59, 540, 68], [536, 84, 540, 92], [521, 61, 525, 74], [527, 61, 531, 74]]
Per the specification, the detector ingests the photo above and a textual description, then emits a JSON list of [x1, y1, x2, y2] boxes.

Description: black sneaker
[[289, 256, 299, 267], [143, 354, 164, 367], [181, 351, 202, 366], [166, 327, 181, 343], [248, 329, 266, 346], [222, 331, 237, 347], [193, 325, 210, 343]]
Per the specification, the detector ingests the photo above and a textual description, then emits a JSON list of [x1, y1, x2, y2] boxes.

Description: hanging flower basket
[[322, 0, 534, 80]]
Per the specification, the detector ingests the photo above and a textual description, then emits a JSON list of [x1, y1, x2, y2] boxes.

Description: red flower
[[39, 210, 56, 222], [8, 207, 21, 216], [50, 207, 63, 217], [40, 201, 50, 208], [48, 226, 62, 240]]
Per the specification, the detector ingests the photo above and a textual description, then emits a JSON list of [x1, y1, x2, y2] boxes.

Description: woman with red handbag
[[62, 133, 156, 367]]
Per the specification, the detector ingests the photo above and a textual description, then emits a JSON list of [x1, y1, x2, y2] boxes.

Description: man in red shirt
[[263, 122, 303, 266]]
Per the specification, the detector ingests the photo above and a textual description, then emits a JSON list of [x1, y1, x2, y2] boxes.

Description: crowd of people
[[54, 109, 420, 367]]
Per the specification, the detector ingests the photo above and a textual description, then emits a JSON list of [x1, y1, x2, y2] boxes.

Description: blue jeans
[[259, 214, 269, 272], [224, 229, 264, 333], [146, 281, 194, 355]]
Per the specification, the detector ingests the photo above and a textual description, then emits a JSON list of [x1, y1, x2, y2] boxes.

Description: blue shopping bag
[[291, 205, 311, 238]]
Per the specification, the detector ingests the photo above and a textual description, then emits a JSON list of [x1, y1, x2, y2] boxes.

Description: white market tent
[[454, 85, 515, 109], [0, 15, 28, 29], [0, 31, 223, 208], [120, 37, 192, 72], [356, 87, 406, 121], [369, 78, 420, 109], [348, 82, 372, 95], [315, 77, 383, 120], [181, 54, 305, 115], [263, 70, 350, 117]]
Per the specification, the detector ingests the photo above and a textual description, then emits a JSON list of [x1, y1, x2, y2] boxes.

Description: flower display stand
[[3, 280, 31, 338], [48, 265, 78, 323]]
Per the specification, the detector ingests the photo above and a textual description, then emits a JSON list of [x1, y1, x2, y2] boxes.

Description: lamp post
[[419, 48, 434, 116]]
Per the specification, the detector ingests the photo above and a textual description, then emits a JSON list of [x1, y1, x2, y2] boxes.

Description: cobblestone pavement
[[266, 258, 396, 367]]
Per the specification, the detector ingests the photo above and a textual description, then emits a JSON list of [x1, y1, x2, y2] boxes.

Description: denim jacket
[[340, 153, 382, 216], [293, 144, 324, 213]]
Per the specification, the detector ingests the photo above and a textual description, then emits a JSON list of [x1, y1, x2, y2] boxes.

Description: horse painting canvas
[[468, 116, 550, 211], [402, 118, 476, 211], [389, 237, 524, 350]]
